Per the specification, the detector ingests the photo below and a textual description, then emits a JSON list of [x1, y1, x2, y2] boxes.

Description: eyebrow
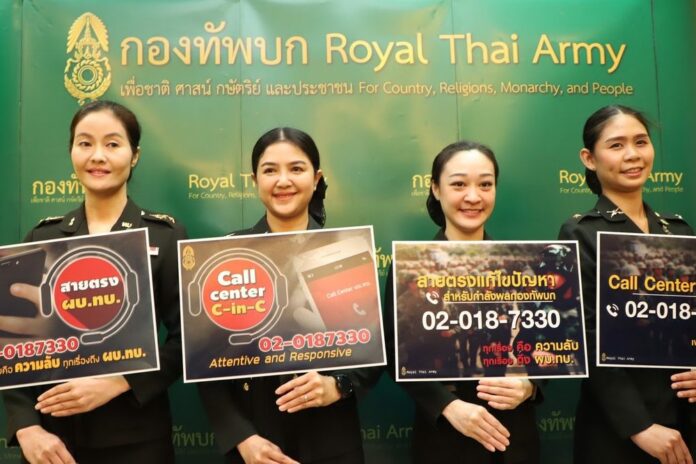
[[74, 132, 125, 139], [447, 172, 494, 178], [604, 133, 649, 143], [259, 160, 309, 167]]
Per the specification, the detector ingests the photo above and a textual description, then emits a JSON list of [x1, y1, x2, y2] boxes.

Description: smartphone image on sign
[[295, 237, 379, 331], [0, 248, 46, 317]]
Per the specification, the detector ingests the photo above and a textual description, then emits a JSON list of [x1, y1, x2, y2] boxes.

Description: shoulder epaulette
[[654, 211, 688, 223], [227, 227, 253, 237], [570, 209, 601, 222], [142, 211, 176, 226], [36, 216, 64, 227]]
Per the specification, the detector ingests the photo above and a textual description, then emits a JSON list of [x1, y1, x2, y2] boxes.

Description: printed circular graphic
[[53, 256, 125, 330], [202, 258, 275, 331]]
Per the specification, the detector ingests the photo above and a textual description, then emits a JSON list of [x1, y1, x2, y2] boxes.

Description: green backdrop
[[1, 0, 695, 462]]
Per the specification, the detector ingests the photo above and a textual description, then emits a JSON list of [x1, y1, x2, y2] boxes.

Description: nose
[[276, 169, 291, 186], [463, 186, 481, 203], [623, 144, 639, 160], [89, 145, 106, 163]]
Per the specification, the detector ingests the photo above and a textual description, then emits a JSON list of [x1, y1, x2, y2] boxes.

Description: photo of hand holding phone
[[295, 236, 380, 332]]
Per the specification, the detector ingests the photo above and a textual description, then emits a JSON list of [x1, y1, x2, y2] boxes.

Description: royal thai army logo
[[182, 246, 196, 271], [64, 12, 112, 105]]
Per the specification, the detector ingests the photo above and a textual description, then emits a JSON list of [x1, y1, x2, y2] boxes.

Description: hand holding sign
[[671, 370, 696, 403], [0, 284, 50, 341]]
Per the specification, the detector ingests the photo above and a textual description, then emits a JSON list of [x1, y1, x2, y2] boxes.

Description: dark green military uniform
[[558, 194, 695, 463], [2, 198, 187, 463], [198, 215, 382, 464], [384, 229, 542, 464]]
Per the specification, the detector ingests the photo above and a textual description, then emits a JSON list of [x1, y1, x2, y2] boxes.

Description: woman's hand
[[238, 434, 299, 464], [275, 371, 340, 413], [16, 425, 76, 464], [671, 370, 696, 403], [441, 399, 510, 452], [0, 284, 50, 340], [35, 376, 131, 417], [476, 378, 534, 410], [630, 424, 693, 464]]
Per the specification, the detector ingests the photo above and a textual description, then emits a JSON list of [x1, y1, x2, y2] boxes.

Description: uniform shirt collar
[[58, 197, 142, 234], [594, 194, 669, 234], [250, 214, 322, 234], [112, 198, 144, 231], [434, 228, 491, 241], [58, 204, 87, 234], [594, 195, 630, 222]]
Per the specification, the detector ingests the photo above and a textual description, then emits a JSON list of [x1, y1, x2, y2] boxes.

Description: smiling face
[[431, 149, 496, 241], [580, 113, 654, 197], [253, 141, 322, 227], [70, 109, 139, 199]]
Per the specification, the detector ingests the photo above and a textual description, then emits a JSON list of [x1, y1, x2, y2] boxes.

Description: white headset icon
[[188, 248, 288, 346], [40, 246, 139, 345]]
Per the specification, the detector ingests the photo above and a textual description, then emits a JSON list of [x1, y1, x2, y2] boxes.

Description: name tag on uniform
[[149, 246, 159, 256]]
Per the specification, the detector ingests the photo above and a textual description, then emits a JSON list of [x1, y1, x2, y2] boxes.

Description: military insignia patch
[[149, 213, 176, 224]]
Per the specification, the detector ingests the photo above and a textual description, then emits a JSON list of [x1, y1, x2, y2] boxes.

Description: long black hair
[[251, 127, 327, 226], [582, 105, 650, 195], [426, 140, 499, 227]]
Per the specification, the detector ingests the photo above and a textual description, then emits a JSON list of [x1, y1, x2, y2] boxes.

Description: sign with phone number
[[598, 232, 696, 368], [0, 229, 160, 390], [178, 226, 386, 382], [393, 240, 588, 381]]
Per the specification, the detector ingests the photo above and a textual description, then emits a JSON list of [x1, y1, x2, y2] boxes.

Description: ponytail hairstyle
[[582, 105, 650, 195], [426, 140, 499, 227], [251, 127, 327, 226]]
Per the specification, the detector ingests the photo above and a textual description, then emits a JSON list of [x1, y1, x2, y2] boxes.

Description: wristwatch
[[332, 374, 354, 399]]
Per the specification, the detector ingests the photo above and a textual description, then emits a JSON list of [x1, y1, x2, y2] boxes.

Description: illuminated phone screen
[[302, 251, 378, 330]]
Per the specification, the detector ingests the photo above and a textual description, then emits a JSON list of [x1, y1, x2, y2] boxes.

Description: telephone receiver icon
[[425, 291, 440, 305], [352, 303, 367, 316], [605, 304, 619, 317]]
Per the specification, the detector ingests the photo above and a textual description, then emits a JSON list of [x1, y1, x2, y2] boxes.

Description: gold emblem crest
[[64, 12, 112, 105], [182, 246, 196, 271], [401, 366, 406, 376]]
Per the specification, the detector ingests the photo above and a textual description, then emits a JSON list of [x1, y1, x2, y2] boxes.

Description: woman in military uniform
[[198, 127, 382, 464], [558, 104, 695, 463], [1, 101, 186, 463], [386, 141, 542, 464]]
